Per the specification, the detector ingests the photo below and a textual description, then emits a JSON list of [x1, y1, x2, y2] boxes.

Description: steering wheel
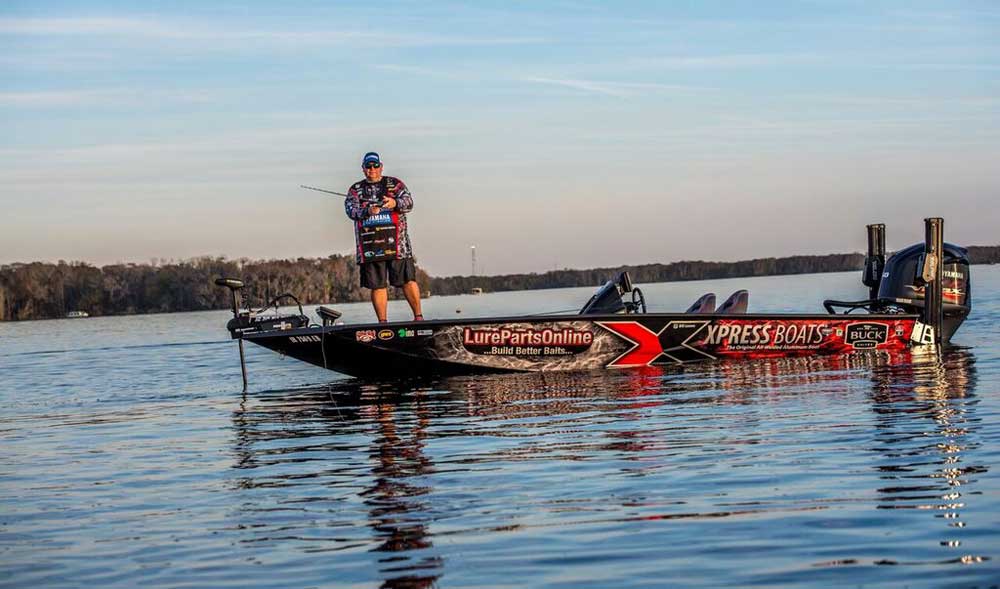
[[631, 288, 647, 314]]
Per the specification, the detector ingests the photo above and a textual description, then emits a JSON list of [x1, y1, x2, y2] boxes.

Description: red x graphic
[[598, 321, 664, 367]]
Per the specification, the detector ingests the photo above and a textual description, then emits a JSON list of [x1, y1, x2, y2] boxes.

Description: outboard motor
[[877, 242, 971, 343], [823, 218, 971, 345]]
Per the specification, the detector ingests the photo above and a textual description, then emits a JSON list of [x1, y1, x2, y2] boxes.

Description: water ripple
[[3, 271, 1000, 587]]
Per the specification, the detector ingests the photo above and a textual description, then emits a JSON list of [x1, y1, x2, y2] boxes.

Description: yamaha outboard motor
[[823, 219, 972, 345], [877, 242, 971, 343]]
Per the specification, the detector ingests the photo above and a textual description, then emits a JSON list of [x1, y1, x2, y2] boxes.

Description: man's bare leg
[[371, 288, 388, 322], [402, 280, 423, 319]]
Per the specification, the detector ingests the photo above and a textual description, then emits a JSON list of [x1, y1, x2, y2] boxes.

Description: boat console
[[580, 272, 646, 315]]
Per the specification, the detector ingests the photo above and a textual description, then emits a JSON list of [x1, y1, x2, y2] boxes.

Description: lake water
[[2, 269, 999, 588]]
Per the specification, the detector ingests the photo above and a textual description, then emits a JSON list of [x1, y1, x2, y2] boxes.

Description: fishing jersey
[[344, 176, 414, 264]]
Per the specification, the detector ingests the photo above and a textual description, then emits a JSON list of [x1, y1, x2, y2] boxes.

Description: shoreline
[[4, 258, 997, 323]]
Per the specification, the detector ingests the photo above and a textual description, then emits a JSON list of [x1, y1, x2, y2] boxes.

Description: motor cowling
[[877, 242, 971, 342], [580, 271, 633, 315]]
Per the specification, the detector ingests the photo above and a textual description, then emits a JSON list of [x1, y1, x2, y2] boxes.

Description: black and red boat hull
[[244, 313, 918, 377]]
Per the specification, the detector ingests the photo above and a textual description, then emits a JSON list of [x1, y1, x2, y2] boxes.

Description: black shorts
[[360, 258, 417, 289]]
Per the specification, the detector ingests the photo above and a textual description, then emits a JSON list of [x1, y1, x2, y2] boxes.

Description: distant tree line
[[0, 255, 430, 322], [2, 246, 998, 321], [428, 246, 1000, 296]]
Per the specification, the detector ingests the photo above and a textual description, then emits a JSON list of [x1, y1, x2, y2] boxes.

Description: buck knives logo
[[845, 322, 889, 349]]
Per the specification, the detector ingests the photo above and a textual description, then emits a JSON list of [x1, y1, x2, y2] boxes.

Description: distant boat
[[66, 310, 89, 318], [470, 287, 483, 295]]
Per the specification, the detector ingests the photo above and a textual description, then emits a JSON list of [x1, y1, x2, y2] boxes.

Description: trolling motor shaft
[[215, 278, 248, 391], [214, 277, 313, 391]]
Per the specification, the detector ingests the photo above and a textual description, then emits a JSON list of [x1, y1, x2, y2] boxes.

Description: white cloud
[[0, 88, 217, 108], [0, 16, 545, 48], [520, 76, 708, 97], [633, 53, 821, 69], [373, 64, 477, 81]]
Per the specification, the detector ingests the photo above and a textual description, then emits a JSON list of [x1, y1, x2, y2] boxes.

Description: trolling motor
[[580, 271, 646, 315], [215, 277, 311, 391], [823, 218, 971, 345], [862, 223, 886, 300]]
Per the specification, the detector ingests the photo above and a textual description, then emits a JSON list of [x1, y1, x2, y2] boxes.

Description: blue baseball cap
[[362, 152, 381, 167]]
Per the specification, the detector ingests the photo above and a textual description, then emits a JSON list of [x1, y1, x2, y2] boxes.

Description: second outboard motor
[[877, 242, 972, 343]]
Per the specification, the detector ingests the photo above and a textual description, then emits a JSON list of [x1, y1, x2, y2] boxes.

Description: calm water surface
[[2, 269, 999, 588]]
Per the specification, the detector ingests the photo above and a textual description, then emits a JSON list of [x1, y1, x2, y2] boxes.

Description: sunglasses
[[364, 163, 382, 169]]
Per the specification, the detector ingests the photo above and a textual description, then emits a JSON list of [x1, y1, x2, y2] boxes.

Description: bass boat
[[217, 218, 971, 388]]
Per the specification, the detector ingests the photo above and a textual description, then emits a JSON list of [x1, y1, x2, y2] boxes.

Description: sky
[[1, 1, 998, 277]]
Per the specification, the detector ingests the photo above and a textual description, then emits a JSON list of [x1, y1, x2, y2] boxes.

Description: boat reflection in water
[[227, 348, 986, 587], [866, 349, 986, 566]]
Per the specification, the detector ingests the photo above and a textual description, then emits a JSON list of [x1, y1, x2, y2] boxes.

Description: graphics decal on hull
[[598, 320, 715, 367], [844, 322, 890, 349], [255, 316, 918, 375], [703, 318, 912, 359], [430, 321, 626, 371], [462, 326, 594, 356], [596, 318, 914, 367]]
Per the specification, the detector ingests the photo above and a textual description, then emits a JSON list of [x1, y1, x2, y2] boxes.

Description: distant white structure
[[471, 245, 477, 277]]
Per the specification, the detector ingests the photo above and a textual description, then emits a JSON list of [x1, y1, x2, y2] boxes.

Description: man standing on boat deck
[[344, 152, 423, 322]]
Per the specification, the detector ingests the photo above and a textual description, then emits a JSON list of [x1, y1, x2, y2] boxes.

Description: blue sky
[[2, 1, 998, 276]]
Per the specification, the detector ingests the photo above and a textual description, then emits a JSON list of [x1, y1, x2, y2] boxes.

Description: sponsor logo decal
[[378, 329, 394, 340], [362, 212, 395, 227], [462, 326, 594, 356], [845, 322, 889, 349], [416, 329, 433, 336], [599, 319, 863, 366], [397, 328, 415, 338], [356, 329, 376, 343], [701, 322, 827, 348]]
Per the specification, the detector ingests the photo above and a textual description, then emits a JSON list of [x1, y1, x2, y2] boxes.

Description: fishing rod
[[301, 184, 387, 207], [300, 184, 349, 197]]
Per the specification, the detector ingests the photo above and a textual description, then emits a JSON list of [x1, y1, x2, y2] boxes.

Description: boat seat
[[685, 293, 716, 314], [717, 290, 749, 314], [317, 306, 343, 326]]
